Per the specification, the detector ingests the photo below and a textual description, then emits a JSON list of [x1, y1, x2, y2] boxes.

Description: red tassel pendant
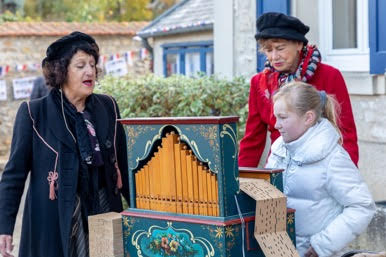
[[47, 171, 58, 200], [115, 162, 123, 189]]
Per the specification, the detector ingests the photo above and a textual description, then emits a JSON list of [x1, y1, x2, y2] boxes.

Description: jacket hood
[[271, 118, 340, 165]]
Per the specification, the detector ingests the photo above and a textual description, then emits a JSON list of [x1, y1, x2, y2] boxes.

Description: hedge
[[95, 74, 250, 140]]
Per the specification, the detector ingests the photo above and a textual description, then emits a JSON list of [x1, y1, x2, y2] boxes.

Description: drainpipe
[[134, 35, 154, 72]]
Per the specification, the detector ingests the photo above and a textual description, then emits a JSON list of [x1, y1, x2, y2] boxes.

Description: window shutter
[[369, 0, 386, 74], [256, 0, 291, 72]]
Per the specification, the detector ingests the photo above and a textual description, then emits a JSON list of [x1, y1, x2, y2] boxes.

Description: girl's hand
[[305, 246, 318, 257], [0, 235, 13, 257]]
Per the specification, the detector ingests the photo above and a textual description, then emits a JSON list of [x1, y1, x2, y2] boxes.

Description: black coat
[[0, 91, 129, 257], [30, 76, 50, 100]]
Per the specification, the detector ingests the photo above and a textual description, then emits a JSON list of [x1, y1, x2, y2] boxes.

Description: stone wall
[[0, 34, 150, 164], [214, 0, 257, 79], [351, 94, 386, 201], [338, 203, 386, 255], [233, 0, 257, 79]]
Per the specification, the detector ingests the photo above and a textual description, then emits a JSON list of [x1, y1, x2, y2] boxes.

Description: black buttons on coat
[[105, 140, 112, 149], [105, 139, 119, 195]]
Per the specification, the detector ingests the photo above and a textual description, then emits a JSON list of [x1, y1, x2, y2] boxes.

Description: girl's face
[[262, 39, 303, 73], [273, 98, 312, 143], [62, 50, 96, 100]]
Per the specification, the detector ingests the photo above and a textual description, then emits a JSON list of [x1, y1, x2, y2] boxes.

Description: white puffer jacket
[[266, 118, 375, 257]]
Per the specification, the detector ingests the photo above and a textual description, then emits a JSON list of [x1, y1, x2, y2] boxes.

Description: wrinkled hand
[[305, 246, 318, 257], [0, 235, 14, 257]]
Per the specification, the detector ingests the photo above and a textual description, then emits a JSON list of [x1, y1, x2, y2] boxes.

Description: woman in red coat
[[239, 12, 358, 167]]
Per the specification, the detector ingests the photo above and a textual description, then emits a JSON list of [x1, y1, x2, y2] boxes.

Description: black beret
[[44, 31, 98, 62], [255, 12, 309, 44]]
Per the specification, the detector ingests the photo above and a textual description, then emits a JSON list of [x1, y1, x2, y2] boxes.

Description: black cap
[[255, 12, 309, 44], [43, 31, 98, 62]]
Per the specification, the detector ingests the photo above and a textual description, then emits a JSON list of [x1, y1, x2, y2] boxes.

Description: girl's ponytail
[[322, 93, 342, 143]]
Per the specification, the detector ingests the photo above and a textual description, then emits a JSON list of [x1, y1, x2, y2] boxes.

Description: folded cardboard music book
[[239, 178, 300, 257]]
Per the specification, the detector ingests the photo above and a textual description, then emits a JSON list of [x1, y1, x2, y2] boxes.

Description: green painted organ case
[[119, 116, 296, 257]]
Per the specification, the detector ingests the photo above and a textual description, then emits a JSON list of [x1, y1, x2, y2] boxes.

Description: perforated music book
[[239, 178, 300, 257]]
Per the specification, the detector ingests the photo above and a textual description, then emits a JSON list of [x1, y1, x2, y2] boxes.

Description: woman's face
[[262, 39, 303, 73], [273, 98, 311, 143], [62, 50, 96, 100]]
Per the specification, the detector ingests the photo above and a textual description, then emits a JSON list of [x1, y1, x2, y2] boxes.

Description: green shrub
[[95, 74, 250, 140]]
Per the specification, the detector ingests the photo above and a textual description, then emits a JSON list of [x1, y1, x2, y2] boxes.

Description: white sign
[[0, 80, 7, 101], [13, 76, 36, 99], [104, 58, 128, 77]]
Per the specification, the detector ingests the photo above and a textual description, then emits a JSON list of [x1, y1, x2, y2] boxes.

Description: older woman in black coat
[[0, 32, 129, 257]]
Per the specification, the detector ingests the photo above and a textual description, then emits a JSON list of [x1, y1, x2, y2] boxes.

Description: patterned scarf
[[52, 89, 105, 213], [264, 45, 321, 88]]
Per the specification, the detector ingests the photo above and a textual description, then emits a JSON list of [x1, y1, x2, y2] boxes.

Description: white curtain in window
[[185, 52, 201, 77], [332, 0, 357, 49], [206, 52, 214, 75]]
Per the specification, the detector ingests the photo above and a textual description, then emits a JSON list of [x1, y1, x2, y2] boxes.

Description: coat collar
[[88, 94, 110, 145], [46, 92, 111, 151], [271, 118, 340, 165], [47, 91, 77, 151]]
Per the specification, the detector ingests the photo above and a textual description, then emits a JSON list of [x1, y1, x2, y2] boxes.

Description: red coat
[[239, 63, 358, 167]]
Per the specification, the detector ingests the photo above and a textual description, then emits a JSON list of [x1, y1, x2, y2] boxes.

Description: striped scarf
[[264, 45, 321, 87], [70, 189, 110, 257]]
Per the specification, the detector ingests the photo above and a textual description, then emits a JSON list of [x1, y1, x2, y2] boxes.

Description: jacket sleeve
[[310, 148, 375, 257], [0, 102, 32, 235], [238, 75, 268, 167], [328, 70, 359, 165], [113, 98, 130, 204]]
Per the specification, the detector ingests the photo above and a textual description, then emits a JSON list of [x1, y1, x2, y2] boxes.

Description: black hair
[[42, 32, 100, 89]]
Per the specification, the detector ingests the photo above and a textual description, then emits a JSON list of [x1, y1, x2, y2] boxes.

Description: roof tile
[[0, 21, 148, 37], [139, 0, 213, 37]]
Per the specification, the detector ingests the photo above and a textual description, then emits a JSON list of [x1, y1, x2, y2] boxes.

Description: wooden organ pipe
[[134, 132, 219, 216]]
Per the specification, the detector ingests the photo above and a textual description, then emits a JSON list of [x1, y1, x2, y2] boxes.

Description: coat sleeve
[[0, 102, 32, 235], [113, 98, 130, 204], [328, 69, 359, 165], [310, 148, 375, 257], [238, 75, 268, 167]]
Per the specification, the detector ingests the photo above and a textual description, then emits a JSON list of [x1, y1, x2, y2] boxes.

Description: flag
[[125, 51, 134, 66], [140, 48, 149, 60]]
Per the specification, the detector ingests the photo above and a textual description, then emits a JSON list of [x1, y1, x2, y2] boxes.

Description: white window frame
[[318, 0, 369, 72]]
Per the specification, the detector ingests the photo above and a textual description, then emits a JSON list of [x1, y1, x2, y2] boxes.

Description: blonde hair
[[273, 81, 342, 142]]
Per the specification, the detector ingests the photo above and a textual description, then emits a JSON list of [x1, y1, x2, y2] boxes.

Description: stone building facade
[[0, 22, 149, 166], [214, 0, 386, 251], [214, 0, 386, 203]]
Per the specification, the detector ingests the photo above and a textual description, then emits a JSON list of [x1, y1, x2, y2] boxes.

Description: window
[[206, 52, 214, 75], [318, 0, 369, 71], [162, 41, 214, 77], [166, 54, 180, 77]]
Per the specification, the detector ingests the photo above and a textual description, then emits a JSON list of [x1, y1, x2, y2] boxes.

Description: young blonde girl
[[265, 81, 375, 257]]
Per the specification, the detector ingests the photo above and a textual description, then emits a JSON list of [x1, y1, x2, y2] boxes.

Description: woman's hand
[[305, 246, 318, 257], [0, 235, 13, 257]]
